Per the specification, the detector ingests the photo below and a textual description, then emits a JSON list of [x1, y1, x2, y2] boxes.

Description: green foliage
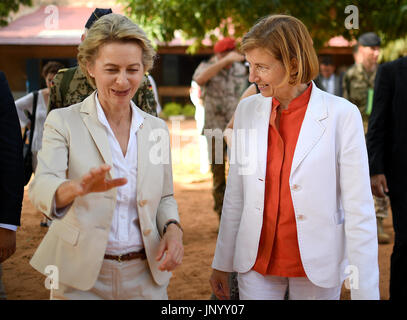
[[120, 0, 407, 51], [162, 102, 183, 118], [182, 104, 196, 117], [161, 102, 196, 118], [380, 36, 407, 62], [0, 0, 32, 26]]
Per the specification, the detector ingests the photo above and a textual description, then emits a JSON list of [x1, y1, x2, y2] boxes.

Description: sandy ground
[[2, 119, 393, 300]]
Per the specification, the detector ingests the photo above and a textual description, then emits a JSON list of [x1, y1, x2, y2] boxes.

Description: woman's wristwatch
[[163, 220, 183, 235]]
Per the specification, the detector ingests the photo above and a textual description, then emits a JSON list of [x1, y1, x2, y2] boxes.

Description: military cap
[[358, 32, 381, 47], [85, 8, 113, 29]]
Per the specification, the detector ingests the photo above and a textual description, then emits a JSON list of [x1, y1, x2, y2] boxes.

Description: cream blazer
[[29, 92, 179, 290], [212, 84, 380, 299]]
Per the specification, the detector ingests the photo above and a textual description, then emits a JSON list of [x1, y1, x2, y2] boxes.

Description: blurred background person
[[192, 37, 248, 222], [28, 14, 183, 300], [342, 32, 381, 120], [15, 61, 64, 227], [342, 32, 390, 245], [190, 80, 209, 174], [314, 55, 342, 96]]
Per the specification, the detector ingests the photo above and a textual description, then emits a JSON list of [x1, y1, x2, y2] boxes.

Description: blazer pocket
[[53, 221, 80, 246]]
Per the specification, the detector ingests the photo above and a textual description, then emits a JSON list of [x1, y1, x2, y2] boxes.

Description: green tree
[[0, 0, 32, 26], [120, 0, 407, 51]]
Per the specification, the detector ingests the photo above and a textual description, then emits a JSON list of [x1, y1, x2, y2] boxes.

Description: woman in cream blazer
[[29, 14, 183, 299], [210, 15, 379, 300]]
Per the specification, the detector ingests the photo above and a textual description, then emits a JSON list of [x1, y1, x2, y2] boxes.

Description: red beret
[[214, 37, 236, 53]]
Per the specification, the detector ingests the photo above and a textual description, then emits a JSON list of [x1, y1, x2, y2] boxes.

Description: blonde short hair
[[241, 14, 319, 85], [77, 13, 155, 87]]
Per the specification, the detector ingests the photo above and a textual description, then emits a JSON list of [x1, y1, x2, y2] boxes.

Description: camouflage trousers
[[207, 135, 227, 218], [375, 195, 389, 219], [210, 272, 240, 300]]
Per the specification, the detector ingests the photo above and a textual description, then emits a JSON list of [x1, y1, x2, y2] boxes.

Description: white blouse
[[95, 93, 145, 255]]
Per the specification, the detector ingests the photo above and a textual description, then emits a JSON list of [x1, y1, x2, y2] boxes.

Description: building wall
[[1, 43, 354, 102], [1, 45, 77, 98]]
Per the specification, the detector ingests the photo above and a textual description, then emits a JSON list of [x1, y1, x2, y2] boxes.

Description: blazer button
[[138, 200, 147, 207], [143, 229, 152, 236], [296, 214, 305, 221], [291, 184, 301, 191]]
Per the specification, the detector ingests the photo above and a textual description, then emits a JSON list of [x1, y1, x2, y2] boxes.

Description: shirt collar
[[272, 82, 313, 113], [95, 92, 144, 135]]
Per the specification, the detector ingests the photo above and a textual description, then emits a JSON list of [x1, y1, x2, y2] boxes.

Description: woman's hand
[[156, 223, 184, 272], [0, 228, 16, 263], [370, 174, 389, 198], [209, 269, 231, 300], [55, 164, 127, 209]]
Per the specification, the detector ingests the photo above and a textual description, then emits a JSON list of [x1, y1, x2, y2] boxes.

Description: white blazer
[[212, 84, 380, 299]]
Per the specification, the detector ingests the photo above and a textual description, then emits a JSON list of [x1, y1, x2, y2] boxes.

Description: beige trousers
[[51, 258, 168, 300]]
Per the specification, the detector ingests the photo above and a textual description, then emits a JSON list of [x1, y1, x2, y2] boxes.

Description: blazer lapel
[[80, 92, 113, 177], [254, 95, 272, 179], [291, 83, 327, 175], [136, 114, 149, 191]]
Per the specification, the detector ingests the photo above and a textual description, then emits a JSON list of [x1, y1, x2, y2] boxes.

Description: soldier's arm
[[342, 72, 350, 99], [194, 52, 244, 86], [47, 71, 64, 113], [133, 75, 158, 116]]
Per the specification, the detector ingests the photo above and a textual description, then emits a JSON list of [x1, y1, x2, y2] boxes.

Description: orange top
[[253, 83, 312, 277]]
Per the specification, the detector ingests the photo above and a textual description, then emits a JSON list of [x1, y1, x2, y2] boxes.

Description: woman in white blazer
[[210, 15, 379, 300], [29, 14, 183, 300]]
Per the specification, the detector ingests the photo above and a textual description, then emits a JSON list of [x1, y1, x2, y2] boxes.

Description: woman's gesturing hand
[[55, 164, 127, 208], [156, 223, 184, 272]]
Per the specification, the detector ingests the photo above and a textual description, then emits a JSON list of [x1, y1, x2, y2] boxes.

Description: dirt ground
[[2, 119, 393, 300]]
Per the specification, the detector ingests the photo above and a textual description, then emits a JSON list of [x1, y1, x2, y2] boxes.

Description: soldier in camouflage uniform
[[193, 38, 248, 301], [193, 38, 248, 221], [48, 8, 157, 116], [342, 32, 390, 244]]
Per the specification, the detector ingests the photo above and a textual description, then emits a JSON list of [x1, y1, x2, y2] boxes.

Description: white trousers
[[51, 258, 168, 300], [238, 270, 342, 300]]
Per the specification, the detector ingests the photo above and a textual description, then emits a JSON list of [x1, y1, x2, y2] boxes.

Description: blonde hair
[[241, 14, 319, 86], [77, 13, 156, 87]]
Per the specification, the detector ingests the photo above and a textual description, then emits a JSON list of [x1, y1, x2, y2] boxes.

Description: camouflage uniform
[[48, 66, 157, 116], [342, 63, 376, 125], [342, 63, 389, 228], [193, 56, 248, 219]]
